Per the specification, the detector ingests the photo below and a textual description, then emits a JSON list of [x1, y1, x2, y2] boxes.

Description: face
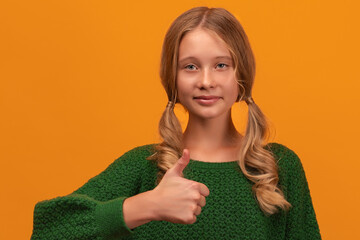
[[176, 28, 239, 120]]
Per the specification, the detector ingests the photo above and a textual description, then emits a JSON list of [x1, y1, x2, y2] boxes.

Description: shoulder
[[265, 142, 308, 192], [72, 144, 159, 198], [103, 143, 158, 173], [117, 144, 157, 161], [265, 142, 303, 170], [265, 142, 306, 181]]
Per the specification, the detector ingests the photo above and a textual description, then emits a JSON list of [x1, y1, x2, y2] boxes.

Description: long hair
[[147, 6, 291, 215]]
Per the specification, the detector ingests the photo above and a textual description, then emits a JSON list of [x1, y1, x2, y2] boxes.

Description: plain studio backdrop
[[1, 0, 359, 239]]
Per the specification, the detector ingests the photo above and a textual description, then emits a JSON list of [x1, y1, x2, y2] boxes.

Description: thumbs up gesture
[[151, 149, 210, 224]]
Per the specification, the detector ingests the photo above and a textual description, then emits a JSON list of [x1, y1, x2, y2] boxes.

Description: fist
[[151, 149, 210, 224]]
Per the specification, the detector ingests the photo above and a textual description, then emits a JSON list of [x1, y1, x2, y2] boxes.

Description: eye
[[185, 64, 197, 70], [216, 63, 228, 69]]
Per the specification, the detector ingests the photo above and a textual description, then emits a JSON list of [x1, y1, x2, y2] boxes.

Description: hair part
[[147, 6, 291, 215]]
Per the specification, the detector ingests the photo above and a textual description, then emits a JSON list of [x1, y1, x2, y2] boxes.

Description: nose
[[198, 69, 216, 89]]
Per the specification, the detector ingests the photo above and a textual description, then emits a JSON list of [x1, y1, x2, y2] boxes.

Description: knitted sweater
[[31, 143, 321, 239]]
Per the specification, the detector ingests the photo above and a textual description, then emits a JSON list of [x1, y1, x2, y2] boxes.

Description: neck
[[183, 111, 242, 151]]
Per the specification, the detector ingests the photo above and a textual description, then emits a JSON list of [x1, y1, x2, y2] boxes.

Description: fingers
[[194, 206, 202, 216], [198, 182, 210, 197], [190, 215, 197, 224], [168, 149, 190, 177], [198, 195, 206, 207]]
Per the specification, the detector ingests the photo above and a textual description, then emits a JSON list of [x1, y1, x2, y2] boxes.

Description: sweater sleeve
[[31, 145, 156, 240], [274, 143, 322, 239]]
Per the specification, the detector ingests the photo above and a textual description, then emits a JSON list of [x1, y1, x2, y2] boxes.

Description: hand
[[151, 149, 210, 224]]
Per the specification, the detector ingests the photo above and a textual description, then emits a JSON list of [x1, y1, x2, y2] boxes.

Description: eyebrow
[[178, 56, 232, 63]]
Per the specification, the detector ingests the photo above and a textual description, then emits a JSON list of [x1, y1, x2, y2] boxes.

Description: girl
[[31, 6, 321, 239]]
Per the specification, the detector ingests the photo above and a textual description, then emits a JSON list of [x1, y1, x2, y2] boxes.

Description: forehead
[[178, 28, 231, 61]]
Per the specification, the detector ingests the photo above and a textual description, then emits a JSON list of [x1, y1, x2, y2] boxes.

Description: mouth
[[193, 95, 221, 105], [193, 95, 221, 100]]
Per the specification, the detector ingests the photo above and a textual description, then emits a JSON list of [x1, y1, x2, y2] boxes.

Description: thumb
[[168, 149, 190, 177]]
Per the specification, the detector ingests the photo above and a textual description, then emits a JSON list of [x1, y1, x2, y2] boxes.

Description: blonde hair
[[147, 6, 291, 215]]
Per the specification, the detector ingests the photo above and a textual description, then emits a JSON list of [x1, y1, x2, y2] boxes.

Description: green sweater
[[31, 143, 321, 239]]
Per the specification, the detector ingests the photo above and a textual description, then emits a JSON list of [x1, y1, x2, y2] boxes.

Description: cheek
[[224, 77, 240, 99], [229, 85, 240, 101], [217, 71, 238, 92], [176, 73, 195, 94], [176, 79, 191, 103]]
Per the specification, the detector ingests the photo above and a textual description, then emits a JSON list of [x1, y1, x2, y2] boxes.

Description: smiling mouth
[[193, 96, 221, 100], [193, 96, 221, 105]]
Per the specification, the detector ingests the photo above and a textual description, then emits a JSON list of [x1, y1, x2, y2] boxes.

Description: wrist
[[144, 189, 161, 221], [122, 190, 158, 229], [138, 190, 159, 222]]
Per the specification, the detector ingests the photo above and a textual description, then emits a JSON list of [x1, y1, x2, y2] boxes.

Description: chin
[[181, 100, 232, 119], [189, 108, 230, 120]]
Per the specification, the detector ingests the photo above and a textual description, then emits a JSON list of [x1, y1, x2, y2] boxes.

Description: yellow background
[[1, 0, 359, 239]]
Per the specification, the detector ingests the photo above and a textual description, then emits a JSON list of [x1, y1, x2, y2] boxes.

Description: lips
[[193, 95, 220, 100], [193, 95, 221, 105]]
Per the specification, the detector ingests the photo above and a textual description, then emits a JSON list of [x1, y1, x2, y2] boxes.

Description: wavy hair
[[147, 6, 291, 214]]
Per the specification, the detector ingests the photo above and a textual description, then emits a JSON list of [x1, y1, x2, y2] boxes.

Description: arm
[[31, 146, 209, 239], [31, 145, 155, 240], [275, 144, 322, 239]]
